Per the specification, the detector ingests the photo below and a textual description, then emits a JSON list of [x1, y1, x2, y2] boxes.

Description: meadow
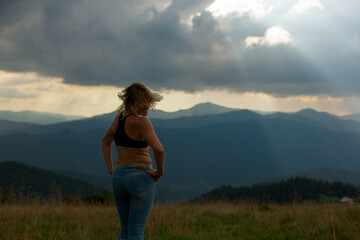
[[1, 201, 360, 240]]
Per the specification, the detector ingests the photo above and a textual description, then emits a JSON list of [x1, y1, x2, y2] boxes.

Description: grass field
[[1, 201, 360, 240]]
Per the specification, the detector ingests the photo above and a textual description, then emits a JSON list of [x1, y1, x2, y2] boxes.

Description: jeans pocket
[[129, 172, 154, 195]]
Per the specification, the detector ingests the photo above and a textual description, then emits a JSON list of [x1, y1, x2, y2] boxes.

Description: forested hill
[[193, 177, 360, 204], [0, 161, 105, 199]]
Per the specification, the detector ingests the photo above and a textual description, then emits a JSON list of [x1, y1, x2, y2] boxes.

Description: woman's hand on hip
[[144, 169, 163, 182], [108, 167, 114, 175]]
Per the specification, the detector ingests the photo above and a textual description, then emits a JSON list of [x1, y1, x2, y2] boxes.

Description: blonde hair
[[117, 82, 163, 115]]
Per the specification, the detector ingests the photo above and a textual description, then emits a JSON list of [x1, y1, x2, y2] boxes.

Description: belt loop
[[136, 166, 146, 172]]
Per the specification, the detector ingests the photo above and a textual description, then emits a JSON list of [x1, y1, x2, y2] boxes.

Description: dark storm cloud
[[0, 0, 359, 96], [0, 0, 41, 26]]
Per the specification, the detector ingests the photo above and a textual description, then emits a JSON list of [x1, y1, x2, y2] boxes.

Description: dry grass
[[146, 202, 360, 240], [1, 201, 360, 239], [0, 203, 119, 240]]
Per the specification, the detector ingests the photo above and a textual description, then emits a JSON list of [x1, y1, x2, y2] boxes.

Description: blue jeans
[[113, 166, 155, 240]]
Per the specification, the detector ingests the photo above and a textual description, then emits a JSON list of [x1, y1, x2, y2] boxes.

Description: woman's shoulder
[[129, 114, 150, 123], [108, 113, 121, 134], [128, 115, 152, 128]]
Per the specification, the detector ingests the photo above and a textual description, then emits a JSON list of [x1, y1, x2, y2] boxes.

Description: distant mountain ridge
[[268, 109, 360, 133], [92, 102, 239, 122], [3, 103, 358, 134], [341, 113, 360, 122], [149, 102, 239, 119], [0, 103, 240, 133], [2, 106, 360, 135], [92, 106, 360, 133], [0, 119, 40, 134], [2, 103, 355, 125], [0, 110, 84, 124]]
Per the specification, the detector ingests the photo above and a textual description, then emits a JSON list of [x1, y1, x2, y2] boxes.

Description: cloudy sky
[[0, 0, 359, 116]]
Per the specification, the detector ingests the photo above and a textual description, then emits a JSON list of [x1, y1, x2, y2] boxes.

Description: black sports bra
[[114, 114, 149, 148]]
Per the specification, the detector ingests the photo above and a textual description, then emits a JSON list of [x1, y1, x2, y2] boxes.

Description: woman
[[102, 82, 165, 240]]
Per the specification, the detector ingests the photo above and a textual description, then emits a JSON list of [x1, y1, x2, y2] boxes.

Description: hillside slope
[[0, 161, 105, 198]]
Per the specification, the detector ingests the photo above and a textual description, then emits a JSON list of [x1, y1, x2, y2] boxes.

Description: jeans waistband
[[115, 162, 152, 169]]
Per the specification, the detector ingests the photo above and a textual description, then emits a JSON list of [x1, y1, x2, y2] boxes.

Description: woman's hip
[[113, 166, 155, 196]]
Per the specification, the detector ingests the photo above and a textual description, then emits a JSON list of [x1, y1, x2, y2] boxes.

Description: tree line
[[193, 177, 359, 203]]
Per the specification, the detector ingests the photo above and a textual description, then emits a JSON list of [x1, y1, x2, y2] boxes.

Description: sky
[[0, 0, 359, 117]]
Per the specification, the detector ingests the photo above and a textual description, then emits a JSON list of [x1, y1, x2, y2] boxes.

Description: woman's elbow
[[153, 146, 164, 155], [101, 137, 111, 146]]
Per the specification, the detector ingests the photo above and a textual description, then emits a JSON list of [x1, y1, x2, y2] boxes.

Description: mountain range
[[0, 102, 235, 134], [2, 102, 359, 125], [0, 110, 84, 124], [341, 113, 360, 122], [2, 106, 360, 136], [90, 102, 239, 122], [1, 103, 360, 202]]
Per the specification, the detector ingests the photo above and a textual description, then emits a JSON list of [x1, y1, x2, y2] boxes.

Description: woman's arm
[[140, 118, 165, 179], [101, 115, 118, 175]]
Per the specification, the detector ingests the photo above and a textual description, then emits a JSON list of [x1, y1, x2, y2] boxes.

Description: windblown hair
[[117, 82, 163, 115]]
